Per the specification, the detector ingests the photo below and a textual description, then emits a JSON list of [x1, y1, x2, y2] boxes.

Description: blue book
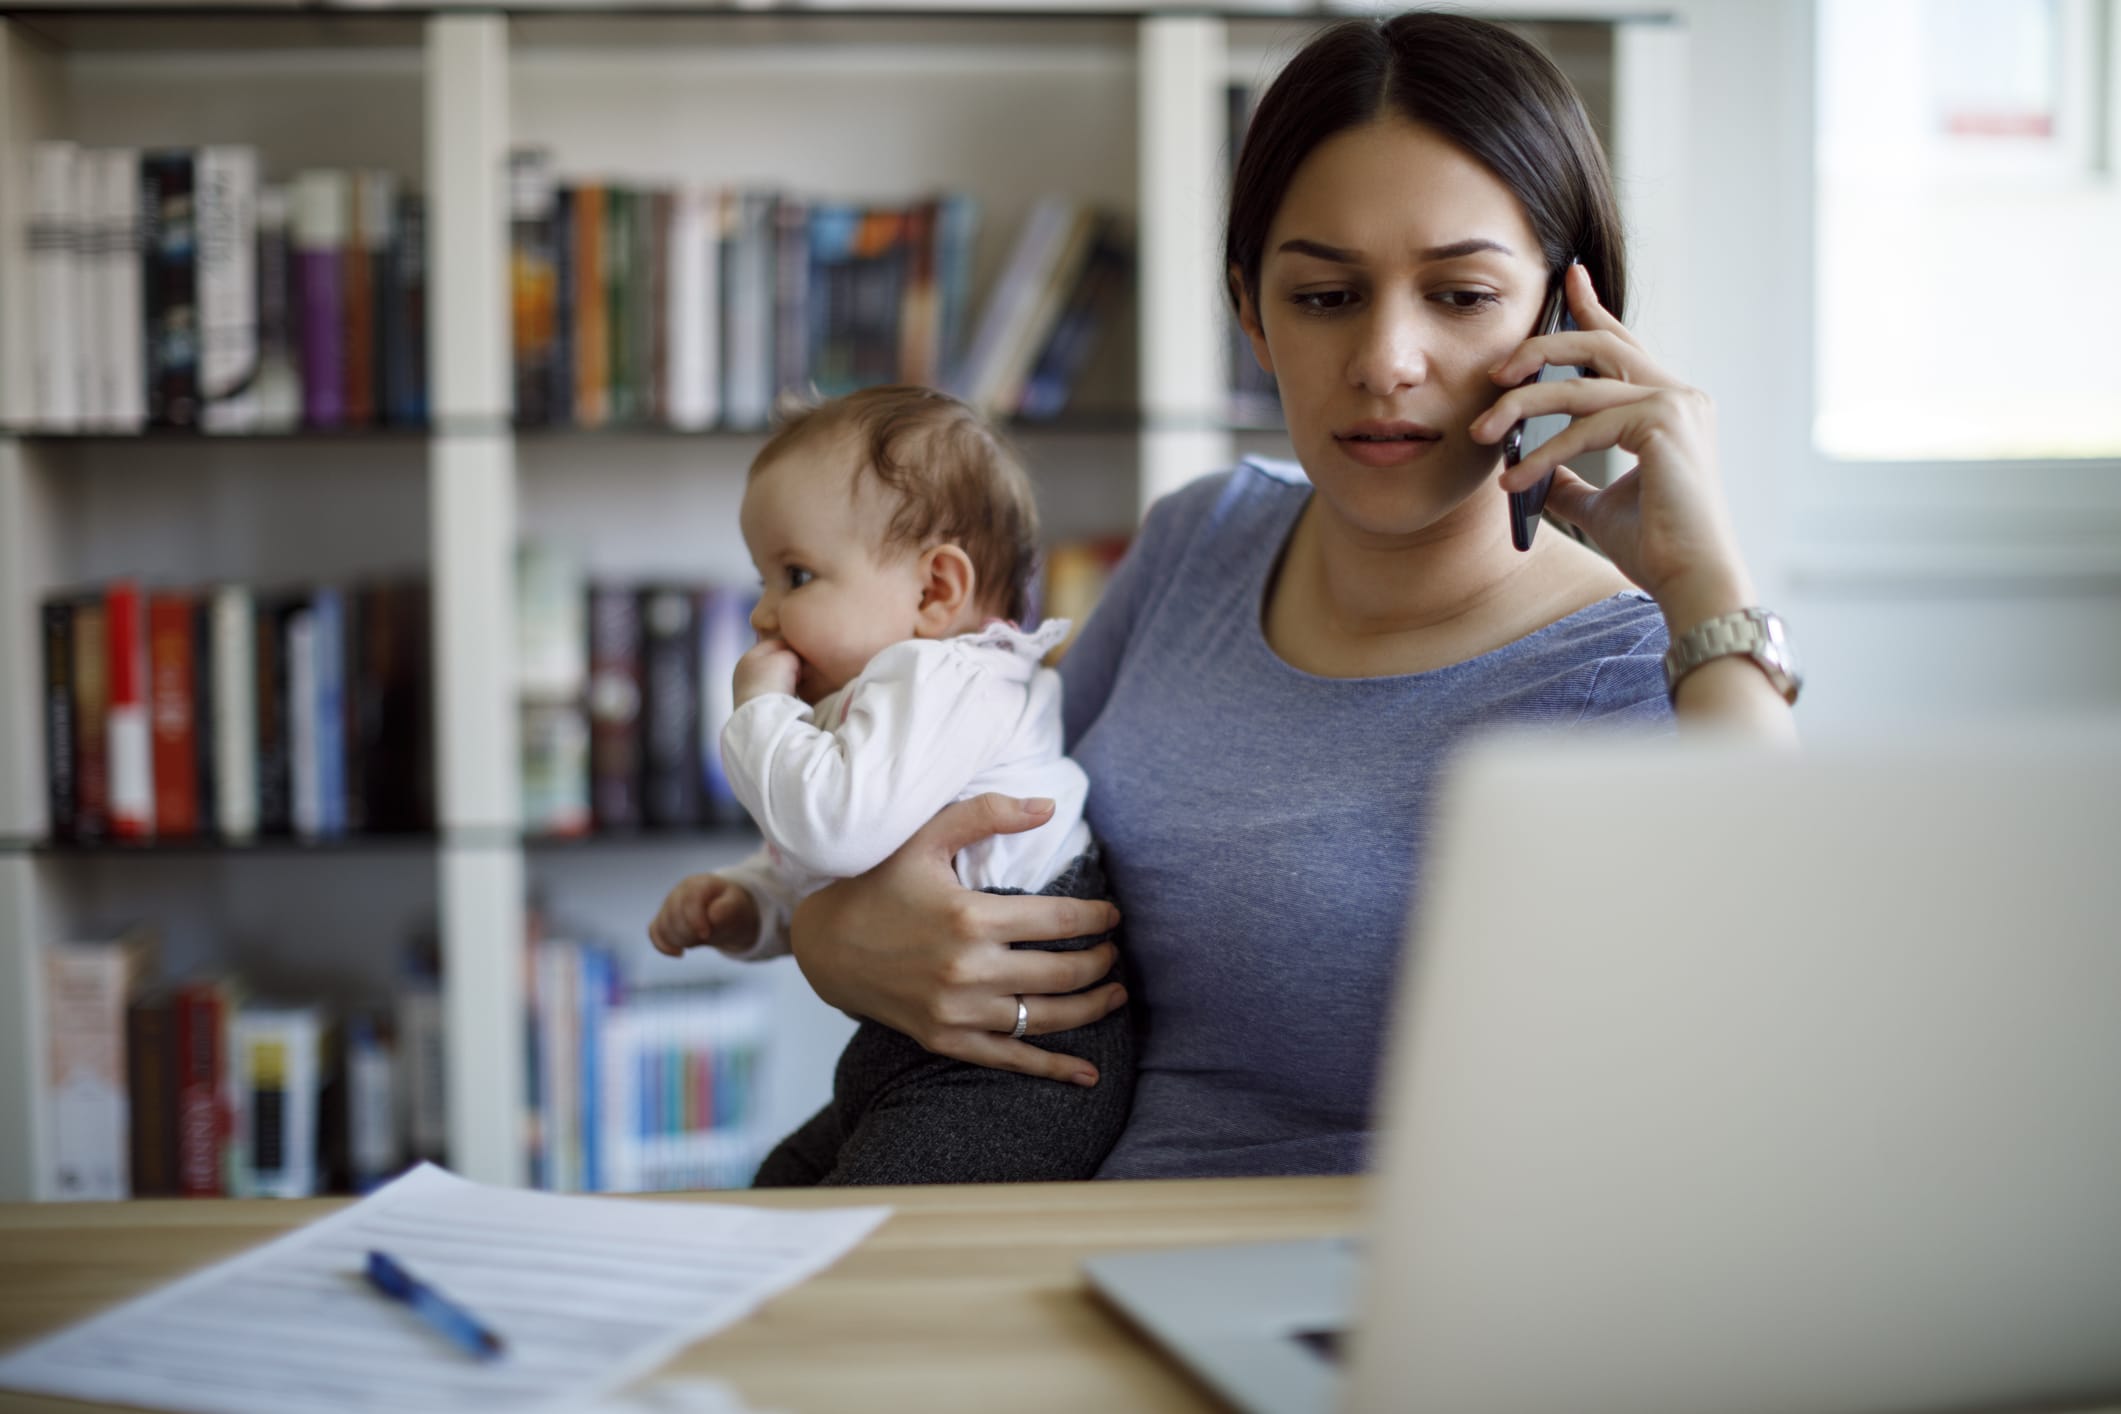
[[312, 588, 346, 837]]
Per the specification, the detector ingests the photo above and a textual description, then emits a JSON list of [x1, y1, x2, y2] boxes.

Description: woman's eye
[[1434, 290, 1502, 313], [786, 567, 814, 590], [1291, 289, 1357, 314]]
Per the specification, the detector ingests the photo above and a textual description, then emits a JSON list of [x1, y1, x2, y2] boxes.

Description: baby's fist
[[733, 637, 801, 706], [648, 874, 762, 958]]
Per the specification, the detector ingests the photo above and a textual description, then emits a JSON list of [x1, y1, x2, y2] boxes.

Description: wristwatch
[[1662, 607, 1802, 706]]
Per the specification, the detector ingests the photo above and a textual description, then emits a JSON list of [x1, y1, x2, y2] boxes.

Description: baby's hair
[[751, 385, 1042, 624]]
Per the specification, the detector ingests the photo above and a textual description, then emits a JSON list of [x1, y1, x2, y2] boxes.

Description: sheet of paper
[[0, 1163, 887, 1414]]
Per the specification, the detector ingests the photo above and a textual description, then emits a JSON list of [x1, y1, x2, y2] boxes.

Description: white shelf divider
[[428, 12, 527, 1187], [0, 18, 64, 1202], [1137, 13, 1234, 512]]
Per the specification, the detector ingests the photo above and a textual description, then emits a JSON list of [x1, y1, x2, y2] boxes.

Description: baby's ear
[[915, 544, 977, 637]]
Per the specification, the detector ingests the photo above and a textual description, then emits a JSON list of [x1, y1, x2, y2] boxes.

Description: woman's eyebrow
[[1273, 236, 1517, 264]]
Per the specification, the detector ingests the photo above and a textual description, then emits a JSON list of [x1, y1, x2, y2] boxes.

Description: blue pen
[[364, 1250, 507, 1361]]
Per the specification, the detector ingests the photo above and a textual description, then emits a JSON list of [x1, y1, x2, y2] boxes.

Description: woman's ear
[[1230, 264, 1274, 376], [914, 544, 978, 637]]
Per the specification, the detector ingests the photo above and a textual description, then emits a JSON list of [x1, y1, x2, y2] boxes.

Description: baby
[[649, 384, 1133, 1186]]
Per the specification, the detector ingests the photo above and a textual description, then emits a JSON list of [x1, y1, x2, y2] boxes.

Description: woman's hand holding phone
[[1472, 262, 1754, 623]]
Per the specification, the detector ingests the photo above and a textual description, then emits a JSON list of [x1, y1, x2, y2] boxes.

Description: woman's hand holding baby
[[734, 636, 802, 706], [789, 794, 1126, 1086], [649, 873, 762, 958]]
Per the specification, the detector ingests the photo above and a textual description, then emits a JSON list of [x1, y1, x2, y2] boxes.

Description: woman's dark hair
[[1226, 11, 1626, 324]]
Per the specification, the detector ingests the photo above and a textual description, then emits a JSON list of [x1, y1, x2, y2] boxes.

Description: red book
[[174, 978, 233, 1196], [149, 592, 199, 836], [104, 579, 154, 839]]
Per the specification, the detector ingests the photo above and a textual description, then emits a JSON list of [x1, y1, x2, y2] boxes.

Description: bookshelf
[[0, 4, 1659, 1201]]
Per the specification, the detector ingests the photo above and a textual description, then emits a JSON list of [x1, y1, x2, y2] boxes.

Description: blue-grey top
[[1062, 459, 1672, 1179]]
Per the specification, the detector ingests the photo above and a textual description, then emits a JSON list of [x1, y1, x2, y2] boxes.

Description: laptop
[[1085, 730, 2121, 1414]]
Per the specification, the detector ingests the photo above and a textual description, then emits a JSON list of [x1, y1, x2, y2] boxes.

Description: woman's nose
[[1348, 302, 1428, 397]]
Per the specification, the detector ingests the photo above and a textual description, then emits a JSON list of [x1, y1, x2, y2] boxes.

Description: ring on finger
[[1009, 996, 1028, 1040]]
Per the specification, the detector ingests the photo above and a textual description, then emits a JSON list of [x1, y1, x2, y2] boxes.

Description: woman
[[655, 12, 1798, 1180]]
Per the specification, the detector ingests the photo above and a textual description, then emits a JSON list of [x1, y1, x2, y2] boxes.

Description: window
[[1814, 0, 2120, 461]]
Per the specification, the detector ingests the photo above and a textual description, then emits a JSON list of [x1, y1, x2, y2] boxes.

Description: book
[[518, 542, 586, 699], [45, 929, 155, 1200], [698, 586, 753, 820], [587, 584, 644, 831], [229, 1004, 325, 1199], [294, 170, 348, 428], [141, 150, 200, 429], [666, 184, 719, 431], [395, 982, 446, 1164], [174, 975, 239, 1197], [647, 188, 672, 426], [29, 142, 81, 431], [254, 593, 298, 836], [640, 586, 702, 829], [287, 603, 320, 838], [148, 591, 199, 838], [1018, 214, 1130, 421], [191, 595, 218, 838], [949, 196, 1077, 414], [773, 194, 809, 399], [550, 185, 577, 425], [344, 1012, 400, 1192], [989, 203, 1101, 415], [722, 191, 776, 430], [898, 197, 940, 387], [105, 580, 154, 840], [73, 149, 104, 431], [572, 184, 608, 427], [350, 581, 431, 834], [97, 148, 146, 432], [251, 186, 302, 431], [606, 187, 638, 424], [210, 586, 254, 840], [42, 600, 76, 841], [933, 193, 980, 388], [72, 594, 110, 840], [311, 588, 348, 838], [126, 990, 180, 1197], [196, 145, 261, 433], [850, 206, 905, 391], [510, 150, 558, 426], [383, 192, 427, 426], [522, 701, 591, 838]]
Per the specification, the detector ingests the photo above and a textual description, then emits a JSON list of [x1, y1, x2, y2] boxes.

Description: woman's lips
[[1333, 424, 1443, 467]]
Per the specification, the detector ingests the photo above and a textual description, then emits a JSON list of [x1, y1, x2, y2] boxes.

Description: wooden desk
[[0, 1177, 1362, 1413]]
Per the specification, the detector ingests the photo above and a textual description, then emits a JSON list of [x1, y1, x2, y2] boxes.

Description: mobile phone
[[1502, 275, 1581, 552]]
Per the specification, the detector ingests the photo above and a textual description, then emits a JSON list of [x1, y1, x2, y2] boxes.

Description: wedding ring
[[1010, 996, 1029, 1040]]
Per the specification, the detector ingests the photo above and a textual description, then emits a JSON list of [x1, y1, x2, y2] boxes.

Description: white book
[[286, 607, 320, 838], [43, 933, 152, 1201], [74, 153, 105, 430], [517, 541, 586, 697], [251, 186, 301, 430], [950, 195, 1077, 415], [197, 147, 261, 433], [29, 142, 81, 431], [229, 1004, 324, 1199], [211, 585, 258, 841], [99, 149, 146, 432], [667, 184, 719, 431]]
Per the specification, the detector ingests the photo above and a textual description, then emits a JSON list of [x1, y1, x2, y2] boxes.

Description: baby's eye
[[1433, 290, 1502, 313], [786, 566, 814, 590]]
